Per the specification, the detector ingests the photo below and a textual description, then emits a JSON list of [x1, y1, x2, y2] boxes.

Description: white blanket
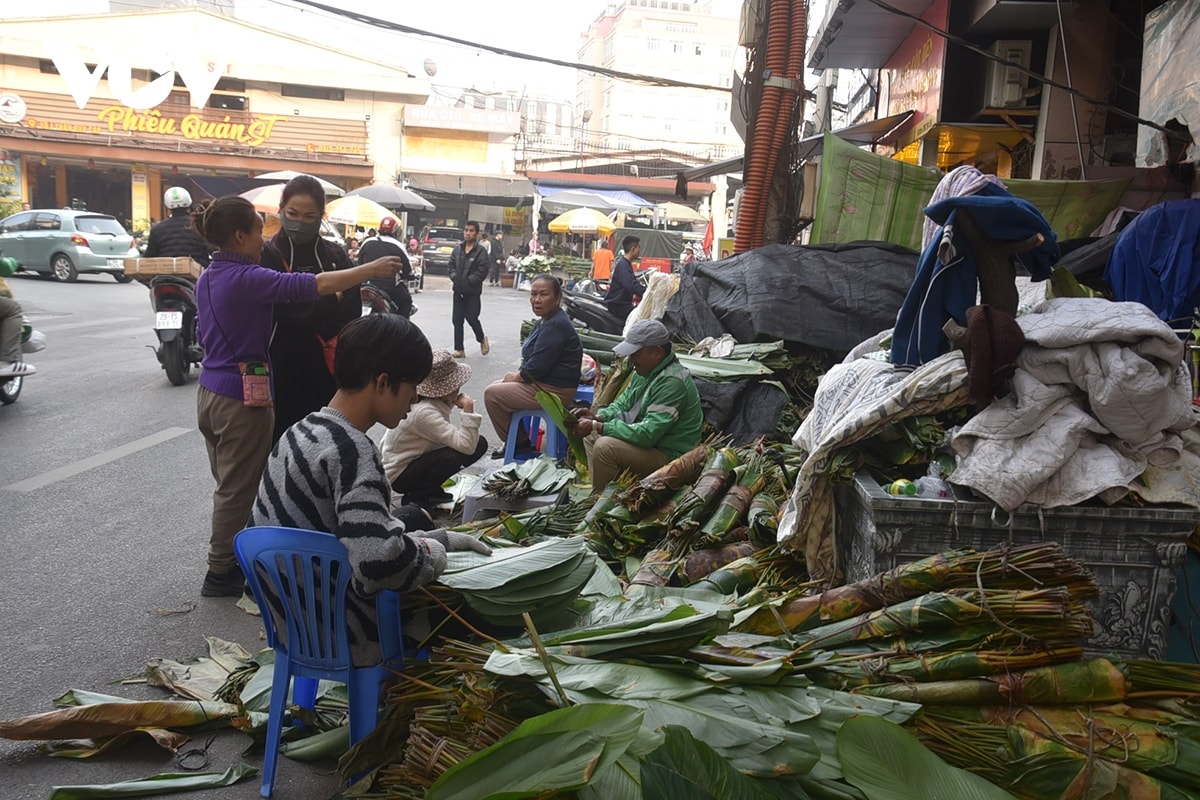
[[952, 298, 1199, 511]]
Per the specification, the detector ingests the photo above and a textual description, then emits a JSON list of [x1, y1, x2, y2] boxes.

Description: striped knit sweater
[[249, 407, 449, 665]]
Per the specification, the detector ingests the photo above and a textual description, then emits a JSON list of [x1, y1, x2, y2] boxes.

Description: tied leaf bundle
[[617, 443, 710, 517], [697, 459, 767, 546], [737, 544, 1100, 636], [671, 447, 741, 534]]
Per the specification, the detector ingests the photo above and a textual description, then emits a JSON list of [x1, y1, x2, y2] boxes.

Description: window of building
[[281, 83, 345, 101], [695, 44, 703, 56], [715, 122, 728, 136], [208, 94, 247, 111], [527, 101, 538, 121], [671, 40, 684, 54], [647, 38, 661, 52], [507, 99, 517, 112], [720, 45, 733, 59]]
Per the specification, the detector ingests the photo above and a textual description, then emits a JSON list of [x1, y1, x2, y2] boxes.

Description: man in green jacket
[[569, 319, 703, 493]]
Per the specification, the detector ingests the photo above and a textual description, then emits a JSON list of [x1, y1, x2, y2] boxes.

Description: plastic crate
[[834, 472, 1199, 660]]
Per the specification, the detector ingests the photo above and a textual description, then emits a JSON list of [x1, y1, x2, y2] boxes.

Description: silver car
[[0, 209, 140, 282]]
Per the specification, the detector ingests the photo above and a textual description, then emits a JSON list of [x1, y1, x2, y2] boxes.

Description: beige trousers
[[483, 379, 577, 444], [197, 386, 274, 572], [584, 434, 669, 494]]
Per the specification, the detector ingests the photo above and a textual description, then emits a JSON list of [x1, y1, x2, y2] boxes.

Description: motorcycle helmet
[[379, 216, 399, 236], [163, 186, 192, 210], [409, 237, 419, 249]]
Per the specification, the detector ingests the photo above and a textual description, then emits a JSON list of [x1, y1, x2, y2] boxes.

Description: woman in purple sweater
[[193, 196, 405, 598]]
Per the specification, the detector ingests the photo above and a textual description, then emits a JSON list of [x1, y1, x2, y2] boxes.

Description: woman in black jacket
[[260, 175, 361, 443]]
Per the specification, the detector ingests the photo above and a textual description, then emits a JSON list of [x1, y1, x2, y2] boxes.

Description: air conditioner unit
[[985, 40, 1032, 108]]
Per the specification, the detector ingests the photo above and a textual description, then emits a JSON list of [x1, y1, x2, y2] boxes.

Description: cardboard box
[[124, 258, 203, 281]]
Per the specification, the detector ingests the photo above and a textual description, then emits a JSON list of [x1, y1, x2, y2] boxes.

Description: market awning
[[404, 173, 535, 206], [674, 111, 914, 198], [808, 0, 935, 71], [536, 186, 653, 215]]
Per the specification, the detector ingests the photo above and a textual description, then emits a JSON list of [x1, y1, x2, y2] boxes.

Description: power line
[[290, 0, 734, 94], [859, 0, 1183, 139]]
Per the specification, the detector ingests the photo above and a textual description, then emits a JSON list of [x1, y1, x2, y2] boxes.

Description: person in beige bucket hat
[[381, 348, 488, 510]]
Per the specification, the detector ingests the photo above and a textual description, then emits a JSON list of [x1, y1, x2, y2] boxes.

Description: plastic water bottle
[[888, 479, 917, 496], [914, 464, 951, 498]]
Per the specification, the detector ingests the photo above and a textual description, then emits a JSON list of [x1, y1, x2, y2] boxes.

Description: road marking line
[[3, 427, 193, 492], [30, 316, 140, 332]]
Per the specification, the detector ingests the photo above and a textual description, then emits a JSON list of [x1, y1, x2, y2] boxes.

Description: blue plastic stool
[[505, 409, 567, 463], [235, 526, 405, 798], [574, 384, 595, 405]]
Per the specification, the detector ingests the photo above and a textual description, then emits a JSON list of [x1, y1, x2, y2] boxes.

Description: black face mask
[[282, 217, 321, 244]]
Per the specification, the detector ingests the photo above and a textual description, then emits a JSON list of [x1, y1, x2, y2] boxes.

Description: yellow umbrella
[[239, 183, 286, 213], [325, 195, 395, 228], [547, 207, 616, 235]]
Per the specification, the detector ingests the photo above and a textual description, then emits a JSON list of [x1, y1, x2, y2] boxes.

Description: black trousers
[[452, 292, 485, 350], [391, 439, 488, 502]]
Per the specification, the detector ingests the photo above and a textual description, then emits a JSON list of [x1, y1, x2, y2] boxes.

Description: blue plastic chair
[[505, 410, 567, 463], [234, 526, 405, 798]]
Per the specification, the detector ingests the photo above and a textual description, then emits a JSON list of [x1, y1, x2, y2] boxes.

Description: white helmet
[[164, 186, 192, 210]]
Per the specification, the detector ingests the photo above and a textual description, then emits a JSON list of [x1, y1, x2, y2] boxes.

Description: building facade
[[575, 0, 742, 160], [0, 8, 428, 227]]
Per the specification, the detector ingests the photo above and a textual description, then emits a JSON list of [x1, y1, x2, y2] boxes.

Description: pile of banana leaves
[[353, 528, 1200, 800], [481, 457, 575, 501]]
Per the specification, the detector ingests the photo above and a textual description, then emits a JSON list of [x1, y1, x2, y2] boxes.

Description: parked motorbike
[[564, 267, 655, 335], [149, 274, 202, 386], [0, 252, 46, 406], [361, 280, 418, 318]]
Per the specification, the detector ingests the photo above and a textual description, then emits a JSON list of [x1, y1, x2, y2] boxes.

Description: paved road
[[0, 271, 536, 798]]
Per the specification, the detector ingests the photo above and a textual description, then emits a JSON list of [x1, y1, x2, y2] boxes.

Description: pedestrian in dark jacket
[[605, 234, 643, 321], [259, 175, 362, 443], [145, 187, 211, 265], [448, 220, 491, 358]]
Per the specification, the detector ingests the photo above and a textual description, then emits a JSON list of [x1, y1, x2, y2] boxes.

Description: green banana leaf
[[0, 700, 243, 740], [426, 704, 643, 800], [39, 729, 189, 759], [640, 725, 790, 800], [53, 691, 136, 707], [676, 354, 773, 380], [47, 762, 257, 799], [837, 715, 1016, 800], [440, 538, 590, 591], [280, 724, 348, 761], [536, 388, 589, 466]]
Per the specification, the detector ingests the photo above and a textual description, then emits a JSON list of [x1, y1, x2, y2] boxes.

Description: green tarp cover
[[812, 132, 1130, 250]]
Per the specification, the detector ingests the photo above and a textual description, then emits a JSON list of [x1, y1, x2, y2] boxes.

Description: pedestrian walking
[[448, 220, 490, 359]]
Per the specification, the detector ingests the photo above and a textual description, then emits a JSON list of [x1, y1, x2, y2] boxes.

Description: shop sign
[[882, 0, 948, 149], [48, 43, 232, 111], [0, 150, 22, 210], [0, 94, 27, 125], [404, 105, 521, 135], [93, 106, 286, 147], [502, 207, 525, 226]]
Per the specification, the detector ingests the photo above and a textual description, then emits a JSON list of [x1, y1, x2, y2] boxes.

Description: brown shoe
[[451, 350, 466, 358], [480, 336, 490, 356]]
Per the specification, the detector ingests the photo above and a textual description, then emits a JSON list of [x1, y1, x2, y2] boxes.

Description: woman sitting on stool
[[483, 274, 583, 458], [382, 349, 488, 510]]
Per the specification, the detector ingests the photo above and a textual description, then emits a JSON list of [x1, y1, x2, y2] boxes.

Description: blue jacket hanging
[[1105, 198, 1200, 326], [890, 192, 1059, 367]]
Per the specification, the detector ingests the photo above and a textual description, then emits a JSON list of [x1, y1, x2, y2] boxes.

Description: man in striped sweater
[[249, 314, 491, 665]]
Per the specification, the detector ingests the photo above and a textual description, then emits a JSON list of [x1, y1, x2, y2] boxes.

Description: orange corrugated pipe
[[735, 0, 790, 253], [755, 0, 806, 250]]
